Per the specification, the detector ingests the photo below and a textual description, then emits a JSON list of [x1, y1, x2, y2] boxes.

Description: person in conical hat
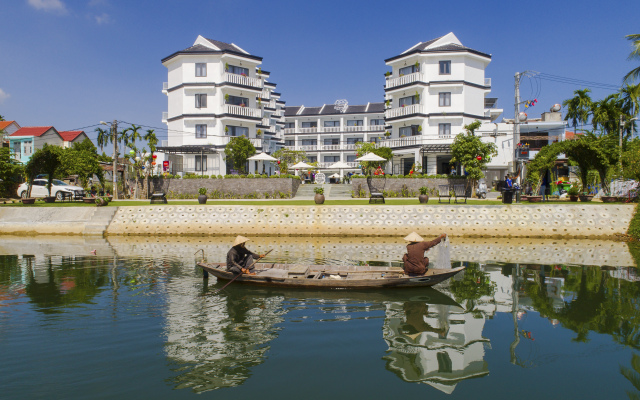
[[226, 235, 265, 275], [402, 232, 447, 275]]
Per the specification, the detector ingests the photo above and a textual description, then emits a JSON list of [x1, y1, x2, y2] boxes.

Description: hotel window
[[195, 155, 207, 171], [399, 95, 418, 107], [370, 119, 385, 126], [285, 140, 295, 146], [227, 125, 249, 137], [324, 138, 339, 145], [346, 155, 357, 162], [301, 122, 317, 128], [324, 121, 340, 127], [301, 139, 317, 146], [195, 124, 207, 139], [323, 155, 339, 163], [307, 156, 317, 163], [399, 126, 420, 137], [227, 64, 249, 76], [285, 123, 295, 128], [439, 60, 451, 75], [195, 63, 207, 77], [195, 94, 207, 108], [346, 137, 362, 144], [439, 92, 451, 107], [439, 123, 451, 138], [399, 65, 418, 75], [226, 95, 248, 106], [346, 120, 363, 126]]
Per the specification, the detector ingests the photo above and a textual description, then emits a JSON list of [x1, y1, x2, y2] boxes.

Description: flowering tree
[[450, 121, 498, 191]]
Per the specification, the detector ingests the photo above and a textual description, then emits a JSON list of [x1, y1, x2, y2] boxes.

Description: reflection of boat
[[197, 262, 465, 289]]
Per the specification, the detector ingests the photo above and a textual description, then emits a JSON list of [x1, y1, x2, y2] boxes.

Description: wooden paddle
[[213, 249, 273, 294]]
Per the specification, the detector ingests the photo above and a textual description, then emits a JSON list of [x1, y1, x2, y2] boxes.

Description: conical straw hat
[[233, 235, 251, 246], [404, 232, 424, 242]]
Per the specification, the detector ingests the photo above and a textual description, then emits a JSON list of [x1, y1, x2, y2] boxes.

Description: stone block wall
[[137, 177, 301, 198], [351, 178, 470, 196]]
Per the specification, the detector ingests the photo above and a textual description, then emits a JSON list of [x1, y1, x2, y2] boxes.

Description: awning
[[156, 145, 219, 154], [420, 144, 451, 153]]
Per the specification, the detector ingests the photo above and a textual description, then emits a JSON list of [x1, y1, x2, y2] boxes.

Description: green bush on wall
[[628, 203, 640, 241]]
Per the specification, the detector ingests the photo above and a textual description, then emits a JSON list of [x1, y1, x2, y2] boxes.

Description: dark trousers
[[228, 255, 257, 274]]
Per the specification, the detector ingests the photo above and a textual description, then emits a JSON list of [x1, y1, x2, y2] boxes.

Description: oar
[[213, 249, 273, 294]]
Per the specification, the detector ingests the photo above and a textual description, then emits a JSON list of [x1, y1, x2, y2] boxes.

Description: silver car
[[17, 179, 85, 200]]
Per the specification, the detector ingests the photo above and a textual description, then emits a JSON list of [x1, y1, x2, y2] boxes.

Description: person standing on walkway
[[226, 236, 265, 275], [541, 172, 550, 201], [402, 232, 447, 275]]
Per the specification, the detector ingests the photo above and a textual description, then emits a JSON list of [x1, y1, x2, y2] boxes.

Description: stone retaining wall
[[351, 178, 470, 196], [106, 204, 636, 239], [141, 177, 301, 197]]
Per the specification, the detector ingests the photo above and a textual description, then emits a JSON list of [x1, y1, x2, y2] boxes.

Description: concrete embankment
[[0, 204, 635, 239]]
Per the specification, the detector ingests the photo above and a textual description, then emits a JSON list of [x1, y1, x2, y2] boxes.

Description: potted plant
[[224, 94, 230, 103], [579, 191, 594, 202], [240, 103, 246, 107], [415, 91, 420, 103], [418, 187, 429, 204], [225, 126, 229, 135], [384, 131, 391, 137], [384, 71, 391, 78], [43, 196, 56, 203], [21, 197, 35, 205], [414, 61, 420, 71], [567, 184, 580, 202], [314, 186, 325, 204], [526, 170, 543, 202], [198, 187, 208, 204], [256, 129, 262, 137], [225, 63, 229, 72]]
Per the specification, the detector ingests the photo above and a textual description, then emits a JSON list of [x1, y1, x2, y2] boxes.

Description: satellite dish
[[518, 112, 528, 122], [334, 99, 348, 113], [550, 104, 561, 112]]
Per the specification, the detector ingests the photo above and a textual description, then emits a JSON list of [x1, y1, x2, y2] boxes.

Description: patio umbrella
[[330, 173, 340, 178], [248, 152, 277, 175], [289, 161, 314, 169], [328, 161, 352, 180], [356, 153, 386, 161]]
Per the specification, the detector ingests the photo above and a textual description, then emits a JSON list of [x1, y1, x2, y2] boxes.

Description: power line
[[537, 73, 620, 91]]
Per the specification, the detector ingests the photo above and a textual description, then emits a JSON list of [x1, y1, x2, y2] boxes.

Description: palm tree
[[143, 129, 158, 154], [624, 34, 640, 85], [563, 88, 593, 132], [95, 127, 112, 151], [620, 83, 640, 117], [592, 94, 622, 136]]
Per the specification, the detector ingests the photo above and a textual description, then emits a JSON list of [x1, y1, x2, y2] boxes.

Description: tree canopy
[[25, 144, 63, 197], [224, 136, 255, 174], [354, 142, 392, 174], [0, 147, 24, 197], [450, 120, 498, 185], [272, 148, 307, 174], [59, 139, 104, 188]]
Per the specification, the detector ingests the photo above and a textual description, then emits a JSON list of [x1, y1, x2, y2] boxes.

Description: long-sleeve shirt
[[402, 237, 443, 275], [226, 246, 259, 274]]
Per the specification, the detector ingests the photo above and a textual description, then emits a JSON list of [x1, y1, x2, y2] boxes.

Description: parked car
[[17, 179, 85, 200]]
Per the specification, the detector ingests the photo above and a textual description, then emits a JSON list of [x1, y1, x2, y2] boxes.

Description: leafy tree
[[563, 88, 593, 132], [59, 139, 104, 188], [354, 142, 392, 174], [124, 129, 158, 199], [272, 148, 307, 174], [622, 138, 640, 181], [526, 142, 563, 193], [562, 137, 613, 194], [0, 147, 24, 197], [450, 120, 498, 191], [24, 144, 62, 197], [624, 33, 640, 84], [97, 152, 113, 163], [224, 136, 255, 174]]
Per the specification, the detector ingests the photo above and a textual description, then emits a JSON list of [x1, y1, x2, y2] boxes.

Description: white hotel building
[[161, 33, 564, 178]]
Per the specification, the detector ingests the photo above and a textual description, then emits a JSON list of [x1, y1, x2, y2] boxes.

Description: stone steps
[[83, 207, 118, 236], [294, 184, 353, 199]]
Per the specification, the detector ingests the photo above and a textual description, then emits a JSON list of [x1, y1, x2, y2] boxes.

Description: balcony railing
[[283, 128, 296, 134], [162, 112, 168, 123], [369, 125, 385, 131], [385, 104, 424, 119], [221, 136, 262, 147], [484, 78, 491, 86], [299, 127, 318, 133], [261, 89, 271, 99], [223, 72, 262, 89], [315, 161, 359, 168], [385, 72, 423, 89], [162, 82, 168, 92], [225, 104, 261, 118], [282, 125, 388, 134], [345, 126, 364, 132]]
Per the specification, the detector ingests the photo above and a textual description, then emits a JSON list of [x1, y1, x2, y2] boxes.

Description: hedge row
[[152, 174, 301, 180]]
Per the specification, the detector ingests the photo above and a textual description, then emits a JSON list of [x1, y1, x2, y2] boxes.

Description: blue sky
[[1, 0, 638, 148]]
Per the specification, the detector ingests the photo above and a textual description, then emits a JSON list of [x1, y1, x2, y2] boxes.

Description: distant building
[[0, 120, 21, 147], [59, 130, 90, 148], [8, 126, 63, 163]]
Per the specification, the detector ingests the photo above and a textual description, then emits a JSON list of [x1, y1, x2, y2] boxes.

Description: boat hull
[[197, 262, 465, 289]]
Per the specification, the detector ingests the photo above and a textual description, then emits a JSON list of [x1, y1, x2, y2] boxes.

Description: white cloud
[[94, 13, 111, 25], [27, 0, 67, 14], [0, 88, 10, 104]]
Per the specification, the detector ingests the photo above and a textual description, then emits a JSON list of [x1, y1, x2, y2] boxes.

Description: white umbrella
[[289, 161, 314, 169], [330, 173, 340, 178], [248, 152, 277, 161], [356, 152, 386, 161], [328, 161, 352, 181]]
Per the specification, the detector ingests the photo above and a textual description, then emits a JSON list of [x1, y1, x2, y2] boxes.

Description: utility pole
[[112, 120, 118, 200], [513, 72, 522, 202], [620, 115, 624, 175]]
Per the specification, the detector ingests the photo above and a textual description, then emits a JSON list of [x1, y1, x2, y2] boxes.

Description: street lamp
[[100, 120, 118, 200]]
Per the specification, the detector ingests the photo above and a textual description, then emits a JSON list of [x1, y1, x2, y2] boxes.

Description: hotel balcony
[[284, 143, 361, 152], [224, 104, 261, 119], [385, 104, 424, 119], [162, 82, 168, 94], [221, 136, 262, 148], [385, 72, 424, 89], [162, 112, 168, 123], [282, 125, 387, 134], [316, 161, 359, 169], [223, 72, 262, 89]]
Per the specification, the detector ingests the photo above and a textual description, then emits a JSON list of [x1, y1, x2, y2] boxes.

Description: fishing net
[[427, 236, 451, 269]]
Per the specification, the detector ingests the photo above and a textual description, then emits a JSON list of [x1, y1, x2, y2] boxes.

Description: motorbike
[[476, 179, 487, 199]]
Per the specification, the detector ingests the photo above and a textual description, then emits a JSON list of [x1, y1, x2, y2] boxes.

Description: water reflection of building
[[163, 286, 285, 393], [382, 300, 489, 394]]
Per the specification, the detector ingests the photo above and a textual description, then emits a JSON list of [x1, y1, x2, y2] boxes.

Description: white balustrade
[[162, 112, 168, 122], [345, 126, 364, 132], [225, 104, 261, 118], [485, 78, 491, 86], [385, 72, 423, 89], [323, 126, 341, 133], [223, 72, 262, 89], [385, 104, 424, 119], [283, 128, 295, 134], [368, 125, 385, 131], [261, 89, 271, 99], [221, 136, 262, 147], [299, 127, 318, 133], [162, 82, 168, 91]]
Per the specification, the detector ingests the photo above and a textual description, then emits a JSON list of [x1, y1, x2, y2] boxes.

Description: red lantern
[[277, 160, 280, 164], [152, 154, 157, 159], [476, 156, 482, 161], [152, 162, 156, 165]]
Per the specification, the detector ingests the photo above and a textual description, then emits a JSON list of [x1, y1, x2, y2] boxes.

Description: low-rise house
[[0, 120, 21, 147], [8, 126, 64, 163], [59, 130, 90, 148]]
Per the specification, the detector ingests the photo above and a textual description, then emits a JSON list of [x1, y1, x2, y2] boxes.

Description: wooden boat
[[197, 262, 465, 289]]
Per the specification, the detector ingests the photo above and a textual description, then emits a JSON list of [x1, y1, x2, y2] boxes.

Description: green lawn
[[0, 198, 629, 207]]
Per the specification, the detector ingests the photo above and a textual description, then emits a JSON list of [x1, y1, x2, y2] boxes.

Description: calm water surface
[[1, 236, 639, 399]]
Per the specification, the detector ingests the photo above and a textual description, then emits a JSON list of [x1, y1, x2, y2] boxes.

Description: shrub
[[419, 187, 429, 195], [198, 187, 207, 195], [567, 184, 580, 196], [628, 203, 640, 241], [247, 174, 255, 178], [314, 187, 324, 195]]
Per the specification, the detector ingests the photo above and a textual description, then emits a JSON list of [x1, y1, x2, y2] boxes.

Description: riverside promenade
[[0, 202, 635, 239]]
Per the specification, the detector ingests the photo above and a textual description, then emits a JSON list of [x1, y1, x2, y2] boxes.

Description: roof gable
[[59, 130, 86, 141], [10, 126, 58, 137], [194, 35, 249, 54], [0, 121, 20, 131]]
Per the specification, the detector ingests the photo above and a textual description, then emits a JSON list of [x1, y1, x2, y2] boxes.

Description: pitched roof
[[0, 121, 17, 130], [203, 38, 246, 53], [59, 130, 85, 141], [284, 103, 385, 117], [162, 36, 262, 63], [386, 32, 491, 62], [10, 126, 56, 137]]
